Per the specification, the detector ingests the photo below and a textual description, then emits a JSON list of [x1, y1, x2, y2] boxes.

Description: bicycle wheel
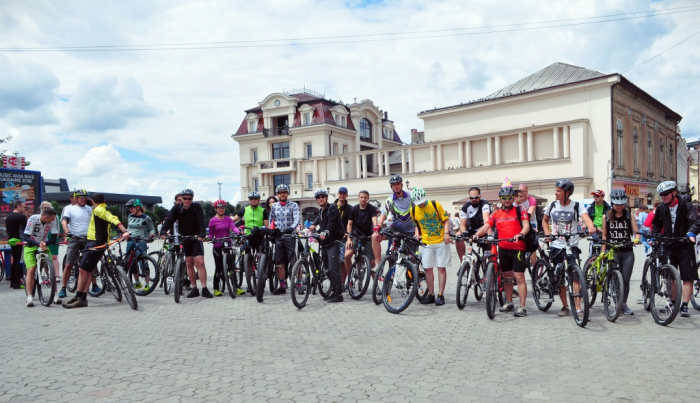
[[484, 262, 498, 319], [473, 260, 485, 301], [567, 265, 589, 328], [583, 255, 598, 307], [235, 252, 245, 290], [132, 255, 159, 296], [455, 260, 471, 310], [106, 263, 122, 302], [373, 255, 394, 305], [691, 279, 700, 311], [415, 268, 429, 302], [255, 254, 267, 303], [244, 253, 257, 295], [603, 269, 624, 322], [348, 255, 371, 300], [223, 250, 238, 299], [290, 258, 311, 309], [88, 262, 106, 297], [116, 265, 138, 310], [64, 254, 79, 293], [36, 257, 56, 307], [173, 258, 184, 303], [531, 258, 554, 312], [161, 254, 174, 295], [382, 260, 418, 314], [650, 264, 682, 326], [640, 258, 652, 311], [316, 253, 332, 298]]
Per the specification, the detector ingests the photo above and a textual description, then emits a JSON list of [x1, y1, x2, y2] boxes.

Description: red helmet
[[213, 199, 227, 208]]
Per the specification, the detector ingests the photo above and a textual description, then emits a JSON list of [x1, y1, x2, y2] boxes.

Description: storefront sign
[[625, 185, 640, 196]]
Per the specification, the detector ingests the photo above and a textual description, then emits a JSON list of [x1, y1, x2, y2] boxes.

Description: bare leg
[[437, 267, 447, 295], [425, 267, 434, 295], [26, 267, 36, 297], [682, 280, 693, 304], [514, 272, 527, 306], [371, 233, 386, 264], [559, 286, 568, 308], [186, 256, 197, 289], [194, 255, 207, 288]]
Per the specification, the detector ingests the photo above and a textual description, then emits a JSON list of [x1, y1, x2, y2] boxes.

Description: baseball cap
[[338, 187, 348, 193], [591, 190, 605, 197]]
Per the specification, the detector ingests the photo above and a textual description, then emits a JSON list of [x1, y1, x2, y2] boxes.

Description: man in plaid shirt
[[269, 184, 300, 294]]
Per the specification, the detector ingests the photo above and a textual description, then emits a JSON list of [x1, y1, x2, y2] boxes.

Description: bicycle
[[60, 236, 105, 297], [148, 238, 179, 295], [583, 239, 631, 322], [346, 233, 372, 300], [453, 234, 486, 309], [210, 235, 243, 299], [531, 233, 590, 328], [85, 238, 138, 310], [476, 237, 515, 319], [169, 235, 199, 304], [377, 229, 427, 314], [245, 228, 278, 303], [638, 234, 684, 326], [21, 243, 57, 307], [288, 232, 332, 308], [113, 237, 160, 296]]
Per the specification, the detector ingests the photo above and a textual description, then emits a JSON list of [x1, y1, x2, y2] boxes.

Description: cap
[[338, 187, 348, 193], [591, 190, 605, 197]]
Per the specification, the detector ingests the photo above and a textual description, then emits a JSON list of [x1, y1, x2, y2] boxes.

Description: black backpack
[[515, 206, 539, 253]]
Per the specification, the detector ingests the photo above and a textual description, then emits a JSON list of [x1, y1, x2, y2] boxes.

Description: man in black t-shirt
[[6, 200, 28, 289], [345, 190, 378, 275]]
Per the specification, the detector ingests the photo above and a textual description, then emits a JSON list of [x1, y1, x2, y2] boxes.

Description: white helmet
[[410, 187, 426, 205], [657, 181, 677, 194]]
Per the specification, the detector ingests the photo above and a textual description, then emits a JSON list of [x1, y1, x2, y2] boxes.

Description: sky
[[2, 0, 699, 208]]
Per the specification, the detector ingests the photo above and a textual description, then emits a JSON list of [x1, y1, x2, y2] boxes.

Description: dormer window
[[298, 104, 316, 127], [245, 113, 260, 133], [360, 118, 372, 141], [303, 113, 311, 126]]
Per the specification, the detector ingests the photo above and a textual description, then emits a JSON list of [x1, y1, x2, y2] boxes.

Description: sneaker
[[201, 288, 213, 298], [421, 294, 436, 305], [62, 296, 79, 307], [213, 289, 223, 297], [142, 285, 150, 292], [558, 307, 570, 316], [499, 302, 514, 313], [622, 305, 634, 315], [58, 288, 67, 298], [236, 288, 246, 295], [273, 287, 287, 295], [26, 297, 34, 308], [187, 287, 200, 298], [514, 306, 527, 317], [327, 293, 344, 303], [680, 305, 691, 317], [435, 294, 445, 306], [133, 282, 143, 290], [91, 284, 101, 294], [64, 299, 88, 309], [54, 297, 62, 305]]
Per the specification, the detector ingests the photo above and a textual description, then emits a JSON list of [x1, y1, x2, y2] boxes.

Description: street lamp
[[406, 180, 410, 190]]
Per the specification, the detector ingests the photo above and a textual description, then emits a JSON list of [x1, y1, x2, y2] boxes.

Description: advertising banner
[[0, 168, 42, 241]]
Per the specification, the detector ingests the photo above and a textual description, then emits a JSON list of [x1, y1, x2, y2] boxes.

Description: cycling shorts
[[80, 241, 106, 272], [182, 239, 204, 257], [499, 249, 526, 273], [350, 237, 374, 262], [23, 246, 52, 269], [275, 236, 296, 266], [668, 245, 698, 281], [65, 237, 88, 266]]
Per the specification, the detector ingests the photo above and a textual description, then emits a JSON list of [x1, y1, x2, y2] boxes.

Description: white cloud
[[76, 144, 125, 177], [0, 56, 59, 121]]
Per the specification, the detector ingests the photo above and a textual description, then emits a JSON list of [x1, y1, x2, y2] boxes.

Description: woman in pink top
[[209, 199, 240, 296]]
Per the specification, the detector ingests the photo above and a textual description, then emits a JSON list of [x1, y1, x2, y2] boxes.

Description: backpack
[[411, 200, 438, 235], [515, 206, 539, 253], [547, 201, 580, 223]]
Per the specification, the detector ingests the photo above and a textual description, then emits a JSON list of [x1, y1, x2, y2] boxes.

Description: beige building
[[232, 63, 683, 215]]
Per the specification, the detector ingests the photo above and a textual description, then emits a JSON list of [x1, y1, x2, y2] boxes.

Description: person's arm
[[515, 207, 530, 241], [310, 216, 320, 231], [630, 214, 640, 244], [346, 219, 354, 248], [474, 223, 492, 238], [230, 217, 240, 234], [146, 215, 155, 237], [685, 201, 700, 242], [443, 217, 451, 244], [651, 210, 661, 235], [208, 218, 216, 239], [96, 206, 129, 238], [601, 214, 608, 253], [527, 197, 537, 217], [21, 219, 41, 247], [542, 213, 551, 236], [160, 205, 178, 236], [263, 209, 270, 228], [61, 214, 71, 240]]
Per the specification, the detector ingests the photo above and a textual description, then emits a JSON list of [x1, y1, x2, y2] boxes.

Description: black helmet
[[555, 179, 574, 196], [73, 189, 89, 198], [498, 187, 515, 197], [247, 191, 261, 199], [610, 189, 628, 205], [389, 174, 403, 184], [181, 189, 194, 196]]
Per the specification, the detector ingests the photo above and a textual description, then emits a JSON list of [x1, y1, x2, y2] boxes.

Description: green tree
[[154, 205, 170, 222], [144, 210, 159, 226], [203, 202, 215, 222], [107, 205, 124, 225], [0, 134, 31, 166], [49, 201, 63, 216]]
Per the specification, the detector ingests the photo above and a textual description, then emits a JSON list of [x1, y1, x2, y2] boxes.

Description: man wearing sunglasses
[[651, 181, 700, 317], [457, 187, 491, 239], [269, 184, 300, 295], [315, 188, 344, 302], [587, 190, 611, 234]]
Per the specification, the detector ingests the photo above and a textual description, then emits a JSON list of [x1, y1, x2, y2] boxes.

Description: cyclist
[[650, 181, 700, 317], [6, 200, 27, 290], [208, 199, 241, 296], [59, 189, 96, 298], [588, 190, 611, 234], [39, 202, 62, 293], [542, 179, 596, 316], [514, 187, 538, 268], [409, 187, 452, 306], [315, 188, 344, 302], [232, 191, 269, 294], [372, 175, 416, 265], [345, 190, 378, 276], [160, 189, 212, 299], [312, 187, 352, 286], [125, 198, 155, 290], [601, 189, 641, 315], [268, 184, 300, 295], [63, 193, 130, 309], [458, 186, 491, 239], [474, 186, 531, 316], [20, 207, 59, 307]]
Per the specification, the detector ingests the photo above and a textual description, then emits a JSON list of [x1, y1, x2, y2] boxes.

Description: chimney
[[384, 111, 388, 120]]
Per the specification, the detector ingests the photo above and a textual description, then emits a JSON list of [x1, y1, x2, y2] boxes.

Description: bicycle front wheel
[[161, 253, 174, 295], [244, 253, 257, 295], [531, 259, 553, 312], [223, 250, 238, 299], [372, 255, 393, 305], [36, 256, 56, 307], [105, 263, 122, 302], [115, 265, 138, 310], [567, 265, 589, 328], [255, 254, 267, 303], [640, 258, 652, 311], [603, 269, 624, 322], [64, 254, 79, 293], [173, 258, 184, 303], [348, 255, 371, 300], [484, 262, 498, 319], [382, 260, 418, 314], [290, 258, 311, 309], [455, 260, 471, 310], [650, 264, 681, 326], [133, 255, 159, 296]]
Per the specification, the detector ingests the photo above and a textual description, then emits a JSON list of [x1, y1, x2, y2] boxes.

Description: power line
[[622, 29, 700, 73], [2, 6, 699, 52]]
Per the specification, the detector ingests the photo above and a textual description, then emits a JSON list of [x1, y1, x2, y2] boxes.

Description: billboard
[[0, 168, 42, 240]]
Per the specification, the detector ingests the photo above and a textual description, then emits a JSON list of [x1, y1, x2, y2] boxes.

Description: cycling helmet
[[657, 181, 677, 194], [555, 179, 574, 196], [410, 187, 426, 205], [275, 184, 290, 193], [498, 187, 515, 197], [247, 190, 260, 199], [609, 189, 628, 205], [181, 188, 194, 196], [314, 188, 329, 198], [125, 198, 142, 208], [74, 189, 88, 197], [389, 174, 403, 184], [212, 199, 227, 208]]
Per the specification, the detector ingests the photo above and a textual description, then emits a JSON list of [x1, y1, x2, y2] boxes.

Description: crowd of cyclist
[[6, 173, 699, 318]]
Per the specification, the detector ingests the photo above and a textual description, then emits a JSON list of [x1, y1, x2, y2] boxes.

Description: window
[[273, 174, 291, 189], [251, 149, 258, 164], [360, 118, 372, 141], [633, 127, 639, 171], [647, 132, 653, 173], [248, 120, 257, 133], [306, 174, 313, 190], [305, 143, 312, 159], [303, 113, 311, 126], [253, 178, 259, 191], [342, 116, 346, 127], [617, 129, 624, 168], [332, 143, 338, 155], [659, 140, 664, 177], [342, 144, 348, 154], [383, 128, 393, 140], [272, 142, 290, 159]]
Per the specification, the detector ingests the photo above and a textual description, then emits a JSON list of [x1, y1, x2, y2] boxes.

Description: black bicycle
[[170, 235, 199, 303], [87, 238, 138, 310], [112, 237, 160, 296], [346, 233, 372, 300], [288, 232, 332, 308], [247, 228, 278, 302], [377, 229, 427, 314], [210, 235, 243, 299], [639, 234, 684, 326]]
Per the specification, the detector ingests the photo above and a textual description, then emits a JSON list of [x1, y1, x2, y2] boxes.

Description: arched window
[[360, 118, 372, 141]]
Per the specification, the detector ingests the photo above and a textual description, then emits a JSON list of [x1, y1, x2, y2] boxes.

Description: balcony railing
[[259, 160, 296, 170], [263, 126, 290, 138]]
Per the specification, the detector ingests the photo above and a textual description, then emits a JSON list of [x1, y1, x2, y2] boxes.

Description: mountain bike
[[62, 234, 87, 293], [147, 238, 183, 295], [453, 234, 486, 309], [532, 233, 590, 328], [113, 237, 160, 296], [378, 229, 426, 314], [583, 239, 631, 322], [60, 236, 105, 297], [170, 235, 199, 304], [210, 235, 243, 299], [346, 233, 372, 300], [86, 238, 138, 310], [639, 234, 684, 326], [288, 232, 331, 308], [23, 244, 57, 306], [246, 228, 278, 302], [476, 237, 514, 319]]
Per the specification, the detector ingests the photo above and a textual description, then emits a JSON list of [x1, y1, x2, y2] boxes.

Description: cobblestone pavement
[[1, 240, 699, 402]]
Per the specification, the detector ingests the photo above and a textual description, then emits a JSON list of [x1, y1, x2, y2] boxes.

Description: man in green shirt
[[587, 190, 611, 234]]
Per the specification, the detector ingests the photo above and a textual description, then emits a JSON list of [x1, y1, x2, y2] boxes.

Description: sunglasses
[[315, 195, 327, 199], [469, 196, 480, 200], [182, 197, 193, 201], [659, 191, 673, 197], [594, 195, 603, 198], [500, 196, 513, 201]]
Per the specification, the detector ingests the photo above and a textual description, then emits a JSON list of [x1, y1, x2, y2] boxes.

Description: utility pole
[[217, 182, 222, 200]]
